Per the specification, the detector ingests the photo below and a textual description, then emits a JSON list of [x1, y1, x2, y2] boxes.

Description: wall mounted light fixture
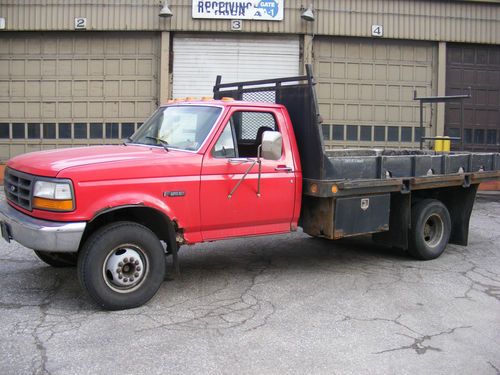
[[301, 4, 315, 22], [159, 1, 173, 18]]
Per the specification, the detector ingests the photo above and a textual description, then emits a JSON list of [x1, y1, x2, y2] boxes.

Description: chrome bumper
[[0, 200, 86, 253]]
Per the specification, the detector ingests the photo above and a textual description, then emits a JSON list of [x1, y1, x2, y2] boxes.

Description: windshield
[[130, 105, 222, 151]]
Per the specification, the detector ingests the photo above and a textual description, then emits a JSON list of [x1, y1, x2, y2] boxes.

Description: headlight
[[33, 180, 74, 211]]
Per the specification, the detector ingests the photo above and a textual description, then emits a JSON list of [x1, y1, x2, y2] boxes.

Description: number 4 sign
[[371, 25, 383, 37]]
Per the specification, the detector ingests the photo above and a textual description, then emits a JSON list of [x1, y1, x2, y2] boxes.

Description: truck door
[[200, 108, 297, 241]]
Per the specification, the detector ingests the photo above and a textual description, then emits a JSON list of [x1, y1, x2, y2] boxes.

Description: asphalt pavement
[[0, 194, 499, 375]]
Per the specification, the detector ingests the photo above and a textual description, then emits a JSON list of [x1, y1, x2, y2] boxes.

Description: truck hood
[[7, 145, 199, 178]]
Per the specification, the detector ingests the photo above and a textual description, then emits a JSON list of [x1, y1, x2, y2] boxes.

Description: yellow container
[[443, 136, 451, 152], [434, 138, 444, 152], [434, 136, 451, 152]]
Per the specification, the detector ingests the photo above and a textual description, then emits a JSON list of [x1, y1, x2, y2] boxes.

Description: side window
[[239, 112, 277, 141], [232, 111, 278, 157], [212, 122, 236, 158]]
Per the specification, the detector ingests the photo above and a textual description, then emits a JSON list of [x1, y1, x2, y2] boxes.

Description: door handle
[[275, 166, 293, 172]]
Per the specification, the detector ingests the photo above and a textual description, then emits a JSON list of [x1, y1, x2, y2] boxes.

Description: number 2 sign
[[74, 18, 87, 30]]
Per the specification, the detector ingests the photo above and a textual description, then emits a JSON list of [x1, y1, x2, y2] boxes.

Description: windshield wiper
[[145, 136, 169, 151], [123, 136, 133, 146]]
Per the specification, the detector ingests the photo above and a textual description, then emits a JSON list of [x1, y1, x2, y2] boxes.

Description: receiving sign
[[193, 0, 284, 21]]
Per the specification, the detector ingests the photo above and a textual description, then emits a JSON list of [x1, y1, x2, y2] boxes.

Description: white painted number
[[371, 24, 383, 37], [74, 17, 87, 30], [231, 20, 242, 31]]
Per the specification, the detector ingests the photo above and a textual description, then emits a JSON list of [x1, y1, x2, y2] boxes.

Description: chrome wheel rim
[[102, 245, 148, 293], [423, 214, 444, 248]]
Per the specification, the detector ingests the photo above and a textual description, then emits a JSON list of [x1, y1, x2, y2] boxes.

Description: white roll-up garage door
[[173, 34, 299, 98]]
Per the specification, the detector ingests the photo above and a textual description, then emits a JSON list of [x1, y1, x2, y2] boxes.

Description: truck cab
[[0, 98, 302, 310]]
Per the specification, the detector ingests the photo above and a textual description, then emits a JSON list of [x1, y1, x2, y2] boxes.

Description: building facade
[[0, 0, 499, 160]]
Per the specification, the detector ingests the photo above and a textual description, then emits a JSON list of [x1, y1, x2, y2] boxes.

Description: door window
[[212, 122, 236, 158], [226, 111, 279, 158]]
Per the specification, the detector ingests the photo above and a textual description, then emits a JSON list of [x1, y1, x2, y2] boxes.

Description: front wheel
[[409, 199, 451, 260], [77, 222, 166, 310]]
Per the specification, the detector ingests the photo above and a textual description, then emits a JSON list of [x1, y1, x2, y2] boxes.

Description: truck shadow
[[170, 233, 412, 279], [1, 235, 413, 312]]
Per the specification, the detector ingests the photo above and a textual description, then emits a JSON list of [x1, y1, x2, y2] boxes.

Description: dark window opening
[[374, 126, 385, 141], [360, 126, 372, 141], [474, 129, 485, 144], [74, 123, 87, 139], [90, 123, 103, 139], [28, 123, 41, 139], [388, 126, 399, 142], [486, 129, 497, 145], [414, 127, 423, 143], [322, 125, 331, 141], [43, 123, 56, 139], [346, 125, 358, 141], [73, 122, 87, 139], [59, 123, 71, 139], [122, 123, 135, 139], [12, 123, 25, 139], [464, 129, 473, 144], [332, 125, 344, 140], [106, 123, 119, 139], [0, 123, 10, 139], [401, 127, 412, 142]]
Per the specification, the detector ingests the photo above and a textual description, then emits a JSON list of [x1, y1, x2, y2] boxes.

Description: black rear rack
[[213, 64, 330, 180]]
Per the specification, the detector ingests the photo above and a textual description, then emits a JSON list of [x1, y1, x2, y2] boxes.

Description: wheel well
[[410, 184, 479, 246], [80, 206, 178, 251]]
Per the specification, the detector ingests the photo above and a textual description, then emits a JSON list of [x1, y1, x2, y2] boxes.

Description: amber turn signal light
[[33, 197, 74, 211]]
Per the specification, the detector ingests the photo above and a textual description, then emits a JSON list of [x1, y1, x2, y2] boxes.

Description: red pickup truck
[[1, 66, 499, 310]]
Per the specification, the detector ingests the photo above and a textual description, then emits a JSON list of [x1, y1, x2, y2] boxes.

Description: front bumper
[[0, 200, 86, 252]]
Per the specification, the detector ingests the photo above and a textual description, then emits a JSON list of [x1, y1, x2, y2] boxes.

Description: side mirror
[[261, 131, 282, 160]]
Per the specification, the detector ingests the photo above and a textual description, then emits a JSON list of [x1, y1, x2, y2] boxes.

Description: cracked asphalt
[[0, 195, 499, 375]]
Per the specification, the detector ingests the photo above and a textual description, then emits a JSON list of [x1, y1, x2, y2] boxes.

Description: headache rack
[[214, 64, 330, 181]]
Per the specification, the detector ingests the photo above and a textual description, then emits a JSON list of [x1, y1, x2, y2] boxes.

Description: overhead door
[[446, 44, 500, 152], [173, 34, 299, 98], [0, 32, 159, 160], [314, 37, 436, 149]]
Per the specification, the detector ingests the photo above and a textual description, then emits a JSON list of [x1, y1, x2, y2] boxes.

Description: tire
[[77, 222, 166, 310], [34, 250, 77, 267], [409, 199, 451, 260]]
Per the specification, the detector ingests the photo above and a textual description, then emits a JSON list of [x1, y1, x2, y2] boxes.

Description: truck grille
[[4, 168, 34, 211]]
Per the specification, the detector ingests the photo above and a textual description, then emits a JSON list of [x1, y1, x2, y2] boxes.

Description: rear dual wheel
[[77, 222, 166, 310], [409, 199, 451, 260]]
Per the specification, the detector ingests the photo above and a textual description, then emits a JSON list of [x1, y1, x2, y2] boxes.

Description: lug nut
[[130, 277, 134, 282], [124, 258, 129, 263], [134, 260, 139, 265], [118, 262, 123, 267], [136, 266, 141, 271], [130, 257, 135, 262], [116, 268, 121, 273], [118, 275, 123, 279], [134, 272, 139, 277], [123, 278, 128, 282]]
